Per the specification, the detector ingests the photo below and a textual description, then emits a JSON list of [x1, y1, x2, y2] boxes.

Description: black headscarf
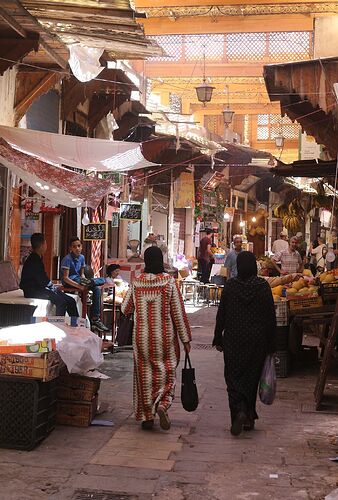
[[144, 246, 165, 274], [236, 251, 257, 281]]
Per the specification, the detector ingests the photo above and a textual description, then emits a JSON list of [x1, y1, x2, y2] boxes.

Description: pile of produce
[[272, 274, 318, 302], [272, 270, 336, 302]]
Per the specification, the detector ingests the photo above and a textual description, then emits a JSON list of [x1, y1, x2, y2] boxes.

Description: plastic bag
[[259, 354, 276, 405]]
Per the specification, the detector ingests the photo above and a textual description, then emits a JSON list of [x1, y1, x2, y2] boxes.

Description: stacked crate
[[0, 349, 63, 451], [274, 301, 290, 378], [56, 374, 100, 427]]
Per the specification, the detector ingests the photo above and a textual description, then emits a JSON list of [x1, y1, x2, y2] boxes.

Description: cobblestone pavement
[[1, 306, 338, 499]]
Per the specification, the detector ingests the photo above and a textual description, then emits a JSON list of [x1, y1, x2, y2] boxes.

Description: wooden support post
[[314, 299, 338, 409]]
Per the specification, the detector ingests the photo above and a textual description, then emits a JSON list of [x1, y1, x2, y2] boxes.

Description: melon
[[303, 269, 312, 277], [324, 274, 335, 283], [319, 273, 328, 282], [292, 279, 306, 291], [299, 287, 310, 294], [272, 285, 284, 297], [286, 288, 298, 295]]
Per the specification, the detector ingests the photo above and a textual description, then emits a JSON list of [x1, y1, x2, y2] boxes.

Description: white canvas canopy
[[0, 126, 158, 172]]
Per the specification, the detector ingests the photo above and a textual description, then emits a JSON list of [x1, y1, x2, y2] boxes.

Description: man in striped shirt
[[272, 236, 304, 276]]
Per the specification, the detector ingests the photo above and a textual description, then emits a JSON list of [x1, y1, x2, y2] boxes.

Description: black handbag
[[116, 314, 133, 346], [181, 353, 199, 412]]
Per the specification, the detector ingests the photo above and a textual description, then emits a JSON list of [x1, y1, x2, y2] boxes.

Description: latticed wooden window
[[185, 34, 224, 61], [257, 114, 300, 141], [226, 33, 266, 61], [151, 35, 183, 61], [149, 31, 313, 63]]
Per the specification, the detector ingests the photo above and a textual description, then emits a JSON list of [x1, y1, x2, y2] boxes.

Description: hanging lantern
[[275, 135, 285, 148], [222, 107, 234, 127], [195, 45, 214, 105], [195, 81, 215, 104]]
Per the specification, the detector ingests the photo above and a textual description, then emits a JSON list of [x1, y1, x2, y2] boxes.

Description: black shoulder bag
[[181, 353, 199, 412]]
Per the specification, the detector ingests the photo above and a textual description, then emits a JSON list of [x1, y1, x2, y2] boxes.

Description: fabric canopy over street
[[0, 139, 112, 209], [0, 126, 158, 173]]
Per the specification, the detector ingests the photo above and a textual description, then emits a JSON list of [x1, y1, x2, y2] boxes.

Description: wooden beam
[[0, 7, 27, 37], [8, 0, 69, 68], [14, 71, 60, 123], [0, 37, 39, 75], [139, 14, 313, 35], [37, 37, 68, 69]]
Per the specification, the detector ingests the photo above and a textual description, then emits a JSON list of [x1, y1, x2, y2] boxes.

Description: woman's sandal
[[157, 406, 171, 430]]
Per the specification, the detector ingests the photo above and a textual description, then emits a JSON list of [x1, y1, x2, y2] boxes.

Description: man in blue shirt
[[224, 235, 243, 279], [61, 237, 109, 332]]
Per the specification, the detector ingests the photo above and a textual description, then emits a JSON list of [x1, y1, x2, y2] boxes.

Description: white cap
[[296, 232, 303, 238]]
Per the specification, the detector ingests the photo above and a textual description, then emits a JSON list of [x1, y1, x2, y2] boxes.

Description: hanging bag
[[181, 353, 199, 412], [259, 354, 277, 405]]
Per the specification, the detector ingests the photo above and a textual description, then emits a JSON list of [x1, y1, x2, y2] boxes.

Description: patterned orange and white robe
[[121, 273, 192, 422]]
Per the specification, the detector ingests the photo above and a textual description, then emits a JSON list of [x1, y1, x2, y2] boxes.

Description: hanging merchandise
[[40, 201, 62, 214], [81, 203, 90, 226]]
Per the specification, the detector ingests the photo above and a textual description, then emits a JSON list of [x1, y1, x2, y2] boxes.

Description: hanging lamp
[[195, 44, 214, 105], [221, 85, 234, 127]]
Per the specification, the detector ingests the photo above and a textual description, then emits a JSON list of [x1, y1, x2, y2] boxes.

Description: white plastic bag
[[259, 354, 277, 405], [56, 324, 103, 374]]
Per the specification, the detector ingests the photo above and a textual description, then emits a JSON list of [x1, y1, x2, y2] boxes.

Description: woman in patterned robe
[[121, 246, 192, 430], [213, 251, 276, 436]]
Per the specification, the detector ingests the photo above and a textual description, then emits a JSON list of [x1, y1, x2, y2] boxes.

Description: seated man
[[20, 233, 79, 318], [61, 237, 109, 333]]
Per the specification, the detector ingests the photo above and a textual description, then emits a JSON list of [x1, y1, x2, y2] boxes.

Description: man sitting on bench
[[20, 233, 79, 318], [61, 236, 109, 333]]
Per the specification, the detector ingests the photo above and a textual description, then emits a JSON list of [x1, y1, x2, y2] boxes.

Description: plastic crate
[[275, 301, 289, 326], [274, 351, 290, 378], [289, 296, 323, 312], [320, 282, 338, 302], [275, 326, 289, 351], [0, 376, 57, 450]]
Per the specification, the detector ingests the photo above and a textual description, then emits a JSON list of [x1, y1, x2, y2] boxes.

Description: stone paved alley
[[1, 306, 338, 500]]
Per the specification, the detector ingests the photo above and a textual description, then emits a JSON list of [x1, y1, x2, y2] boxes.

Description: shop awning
[[0, 126, 158, 173], [0, 139, 112, 209], [264, 57, 338, 158]]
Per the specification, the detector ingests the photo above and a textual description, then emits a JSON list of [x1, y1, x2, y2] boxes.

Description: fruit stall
[[270, 270, 338, 378]]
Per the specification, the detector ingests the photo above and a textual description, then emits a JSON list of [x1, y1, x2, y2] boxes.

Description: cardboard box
[[0, 350, 63, 381]]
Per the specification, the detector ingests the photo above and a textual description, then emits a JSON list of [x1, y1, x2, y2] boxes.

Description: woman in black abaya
[[213, 251, 276, 436]]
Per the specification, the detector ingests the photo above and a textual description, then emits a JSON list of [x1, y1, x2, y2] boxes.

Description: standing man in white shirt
[[272, 231, 289, 255]]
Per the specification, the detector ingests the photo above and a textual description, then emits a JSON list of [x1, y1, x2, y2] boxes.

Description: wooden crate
[[289, 296, 323, 312], [56, 395, 98, 427], [57, 374, 101, 402], [0, 351, 63, 381]]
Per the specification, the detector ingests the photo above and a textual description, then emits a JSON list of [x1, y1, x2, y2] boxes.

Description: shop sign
[[83, 222, 107, 241], [120, 203, 142, 221], [174, 172, 195, 209], [26, 212, 40, 220], [299, 132, 321, 160]]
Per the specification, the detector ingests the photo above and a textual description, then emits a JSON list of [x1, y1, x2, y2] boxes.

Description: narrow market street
[[1, 306, 338, 500]]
